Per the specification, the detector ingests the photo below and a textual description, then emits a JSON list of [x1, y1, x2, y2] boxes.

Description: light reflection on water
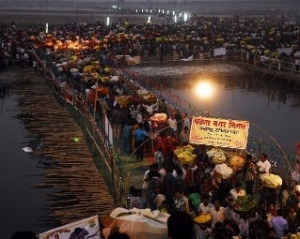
[[166, 75, 300, 157], [0, 93, 52, 238]]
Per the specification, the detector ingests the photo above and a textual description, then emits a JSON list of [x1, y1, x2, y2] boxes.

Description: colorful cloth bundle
[[174, 145, 196, 165], [116, 95, 129, 106], [214, 163, 233, 179], [141, 93, 157, 104], [228, 155, 245, 172], [233, 195, 257, 212], [194, 213, 212, 224], [260, 173, 282, 188], [149, 113, 168, 124], [207, 148, 227, 164]]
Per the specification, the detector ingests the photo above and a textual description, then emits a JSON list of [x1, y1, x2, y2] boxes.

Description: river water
[[0, 92, 52, 238], [173, 74, 300, 156], [162, 74, 300, 172], [1, 68, 300, 237]]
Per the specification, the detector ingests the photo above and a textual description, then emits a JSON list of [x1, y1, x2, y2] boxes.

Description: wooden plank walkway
[[112, 133, 153, 194]]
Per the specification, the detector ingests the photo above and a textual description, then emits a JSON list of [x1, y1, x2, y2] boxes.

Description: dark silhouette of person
[[69, 227, 89, 239], [10, 231, 38, 239], [108, 231, 130, 239], [167, 211, 194, 239]]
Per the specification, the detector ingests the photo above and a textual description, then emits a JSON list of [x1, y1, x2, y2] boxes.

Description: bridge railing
[[33, 48, 126, 206]]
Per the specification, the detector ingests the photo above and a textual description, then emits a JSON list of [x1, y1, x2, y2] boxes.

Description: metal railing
[[33, 48, 126, 206]]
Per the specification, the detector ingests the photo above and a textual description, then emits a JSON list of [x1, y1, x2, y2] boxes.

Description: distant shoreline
[[0, 0, 299, 15], [0, 0, 298, 28]]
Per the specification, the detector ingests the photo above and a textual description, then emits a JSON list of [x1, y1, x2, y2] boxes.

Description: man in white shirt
[[158, 163, 166, 184], [198, 195, 214, 214], [130, 105, 140, 121], [154, 147, 164, 168], [167, 115, 177, 133], [142, 102, 158, 115], [136, 112, 143, 124], [209, 199, 226, 229], [182, 113, 191, 129], [224, 196, 235, 220], [232, 212, 259, 238], [141, 163, 159, 207], [229, 182, 246, 200], [256, 153, 272, 174]]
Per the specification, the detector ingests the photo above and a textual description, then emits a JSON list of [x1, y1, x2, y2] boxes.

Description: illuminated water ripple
[[130, 64, 244, 77]]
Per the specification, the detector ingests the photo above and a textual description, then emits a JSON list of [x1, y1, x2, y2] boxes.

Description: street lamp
[[45, 0, 48, 33], [196, 81, 213, 115], [106, 0, 110, 26], [173, 0, 176, 23]]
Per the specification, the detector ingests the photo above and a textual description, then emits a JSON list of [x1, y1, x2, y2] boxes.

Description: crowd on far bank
[[0, 14, 300, 72]]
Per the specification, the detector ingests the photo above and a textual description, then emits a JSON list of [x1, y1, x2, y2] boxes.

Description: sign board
[[213, 47, 226, 56], [39, 215, 100, 239], [277, 48, 293, 56], [189, 116, 249, 149]]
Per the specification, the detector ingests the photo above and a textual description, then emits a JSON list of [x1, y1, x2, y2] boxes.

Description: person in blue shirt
[[134, 123, 148, 161]]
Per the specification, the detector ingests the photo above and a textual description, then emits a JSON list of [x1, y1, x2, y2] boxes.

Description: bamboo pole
[[16, 69, 113, 226]]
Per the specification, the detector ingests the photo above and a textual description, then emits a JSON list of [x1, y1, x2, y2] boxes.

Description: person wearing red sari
[[161, 131, 178, 166]]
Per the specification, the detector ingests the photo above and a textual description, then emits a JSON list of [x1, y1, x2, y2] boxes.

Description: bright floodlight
[[147, 16, 151, 23], [184, 12, 188, 22], [196, 82, 213, 99]]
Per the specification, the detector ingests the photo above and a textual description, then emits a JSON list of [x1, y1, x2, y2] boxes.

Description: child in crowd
[[127, 186, 142, 209]]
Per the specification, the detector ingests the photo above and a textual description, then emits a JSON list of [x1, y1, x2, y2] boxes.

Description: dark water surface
[[170, 75, 300, 157], [0, 93, 51, 238]]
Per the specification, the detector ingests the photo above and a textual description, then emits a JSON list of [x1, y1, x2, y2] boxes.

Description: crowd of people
[[2, 12, 300, 239], [0, 14, 300, 72], [123, 151, 300, 239]]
